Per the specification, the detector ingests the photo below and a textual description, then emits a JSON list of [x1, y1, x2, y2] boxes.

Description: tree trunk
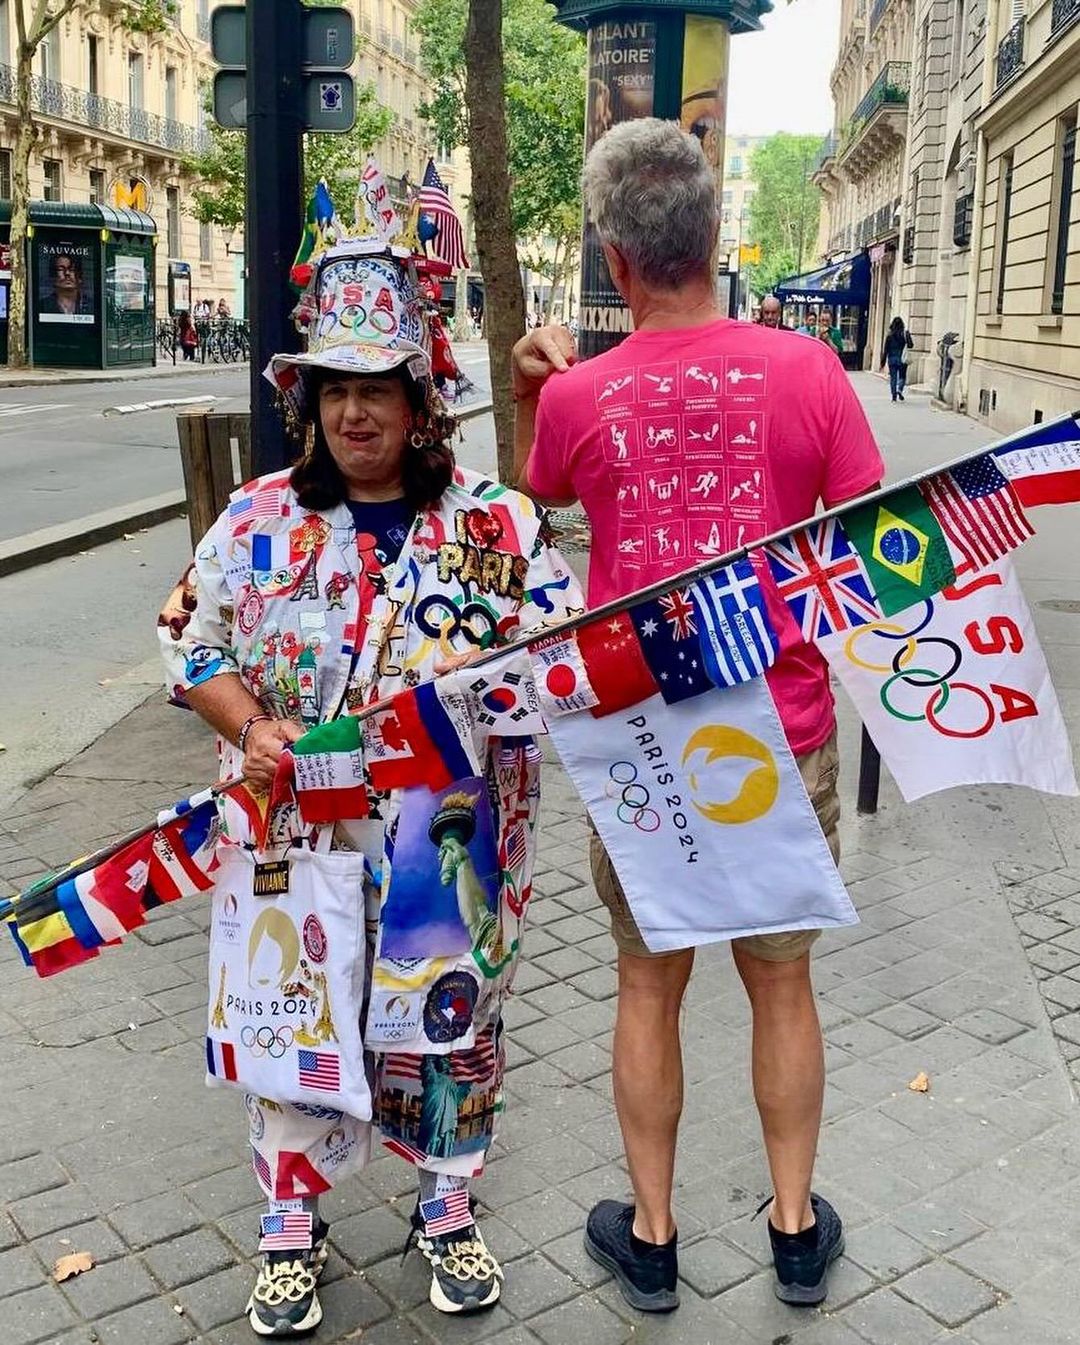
[[464, 0, 524, 485], [8, 42, 37, 369]]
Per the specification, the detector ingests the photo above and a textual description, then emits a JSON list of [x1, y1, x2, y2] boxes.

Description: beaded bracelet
[[237, 713, 273, 753]]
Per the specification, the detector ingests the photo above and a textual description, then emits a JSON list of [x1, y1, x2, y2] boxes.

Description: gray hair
[[582, 118, 718, 290]]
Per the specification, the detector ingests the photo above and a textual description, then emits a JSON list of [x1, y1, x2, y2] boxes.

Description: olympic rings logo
[[241, 1024, 295, 1059], [415, 594, 500, 650], [842, 592, 1002, 740], [607, 761, 662, 832]]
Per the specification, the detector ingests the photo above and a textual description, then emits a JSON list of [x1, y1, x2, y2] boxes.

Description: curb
[[0, 363, 248, 390], [0, 491, 187, 578]]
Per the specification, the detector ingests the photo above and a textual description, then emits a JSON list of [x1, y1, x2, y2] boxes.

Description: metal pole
[[856, 726, 882, 815], [246, 0, 304, 475]]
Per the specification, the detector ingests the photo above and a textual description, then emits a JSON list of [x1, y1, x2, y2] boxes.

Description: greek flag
[[689, 558, 778, 686]]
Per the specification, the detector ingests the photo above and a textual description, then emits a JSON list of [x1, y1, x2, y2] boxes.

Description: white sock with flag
[[417, 1171, 473, 1236]]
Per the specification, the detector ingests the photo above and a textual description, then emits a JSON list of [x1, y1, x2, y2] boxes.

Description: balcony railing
[[0, 65, 211, 155], [995, 17, 1025, 89], [1052, 0, 1080, 34], [849, 62, 911, 134], [953, 191, 973, 248], [814, 132, 839, 172]]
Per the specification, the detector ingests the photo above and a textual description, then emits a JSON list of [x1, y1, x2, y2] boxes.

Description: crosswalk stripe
[[0, 404, 72, 418]]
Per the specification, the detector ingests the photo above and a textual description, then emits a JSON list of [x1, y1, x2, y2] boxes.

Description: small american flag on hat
[[259, 1211, 313, 1251], [419, 159, 470, 272], [419, 1188, 472, 1236]]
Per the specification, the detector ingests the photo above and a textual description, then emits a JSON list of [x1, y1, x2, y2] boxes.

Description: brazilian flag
[[842, 486, 955, 616]]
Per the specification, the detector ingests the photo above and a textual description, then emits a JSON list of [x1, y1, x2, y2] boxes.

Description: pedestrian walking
[[760, 294, 786, 329], [513, 118, 883, 1314], [157, 246, 582, 1336], [177, 309, 198, 362], [881, 315, 914, 401], [815, 306, 845, 357]]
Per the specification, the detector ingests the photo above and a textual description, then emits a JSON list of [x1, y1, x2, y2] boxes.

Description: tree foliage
[[746, 132, 823, 296], [412, 0, 585, 245], [184, 84, 393, 233]]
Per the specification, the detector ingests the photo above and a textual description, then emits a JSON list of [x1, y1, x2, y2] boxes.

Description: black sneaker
[[246, 1219, 329, 1337], [405, 1203, 502, 1313], [767, 1193, 844, 1305], [584, 1200, 678, 1312]]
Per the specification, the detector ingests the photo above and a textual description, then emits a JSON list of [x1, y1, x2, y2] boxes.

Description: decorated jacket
[[158, 465, 584, 1053]]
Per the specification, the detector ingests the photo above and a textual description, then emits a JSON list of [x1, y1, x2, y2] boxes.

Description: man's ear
[[601, 241, 629, 293]]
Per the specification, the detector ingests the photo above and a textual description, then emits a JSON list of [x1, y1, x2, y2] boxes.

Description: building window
[[166, 185, 181, 257], [730, 155, 742, 176], [89, 167, 105, 204], [1051, 118, 1077, 316], [87, 34, 99, 94], [0, 149, 10, 200], [722, 189, 733, 205], [200, 219, 212, 262], [0, 1, 8, 65], [128, 52, 145, 109], [995, 152, 1014, 316], [165, 65, 178, 122], [39, 22, 58, 81], [950, 0, 966, 84], [919, 17, 931, 107], [43, 158, 62, 202]]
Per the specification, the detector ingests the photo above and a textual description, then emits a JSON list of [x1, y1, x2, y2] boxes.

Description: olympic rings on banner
[[890, 637, 962, 687], [880, 670, 950, 722], [872, 600, 934, 641], [607, 761, 662, 833], [925, 681, 995, 738], [844, 622, 918, 672]]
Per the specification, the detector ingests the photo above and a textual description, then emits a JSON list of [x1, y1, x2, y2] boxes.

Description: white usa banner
[[547, 680, 856, 952], [818, 558, 1078, 802]]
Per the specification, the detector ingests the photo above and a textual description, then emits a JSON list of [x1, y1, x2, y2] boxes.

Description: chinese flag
[[576, 612, 660, 717]]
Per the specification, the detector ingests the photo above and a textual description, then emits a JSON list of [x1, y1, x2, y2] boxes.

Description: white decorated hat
[[264, 244, 430, 421]]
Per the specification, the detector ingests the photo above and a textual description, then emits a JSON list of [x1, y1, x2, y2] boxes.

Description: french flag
[[992, 415, 1080, 507], [206, 1037, 238, 1082]]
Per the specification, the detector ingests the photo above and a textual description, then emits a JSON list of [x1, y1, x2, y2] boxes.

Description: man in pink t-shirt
[[513, 120, 882, 1315]]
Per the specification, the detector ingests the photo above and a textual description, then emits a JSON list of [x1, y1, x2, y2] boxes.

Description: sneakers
[[584, 1200, 678, 1312], [246, 1219, 330, 1337], [406, 1203, 503, 1314], [766, 1192, 844, 1305]]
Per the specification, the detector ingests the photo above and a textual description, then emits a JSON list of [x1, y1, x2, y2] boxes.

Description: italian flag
[[290, 718, 370, 824]]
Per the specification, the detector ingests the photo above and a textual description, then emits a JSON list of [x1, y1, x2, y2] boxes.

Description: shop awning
[[0, 201, 156, 236], [775, 252, 870, 305]]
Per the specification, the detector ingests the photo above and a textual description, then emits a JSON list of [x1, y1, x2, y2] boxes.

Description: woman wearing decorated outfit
[[158, 243, 582, 1336]]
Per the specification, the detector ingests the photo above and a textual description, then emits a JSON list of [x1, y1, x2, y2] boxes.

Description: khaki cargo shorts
[[589, 729, 841, 963]]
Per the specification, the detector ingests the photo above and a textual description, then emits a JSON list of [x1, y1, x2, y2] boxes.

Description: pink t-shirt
[[528, 319, 884, 755]]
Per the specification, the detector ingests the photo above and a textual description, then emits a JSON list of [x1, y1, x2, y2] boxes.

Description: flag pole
[[4, 412, 1071, 923]]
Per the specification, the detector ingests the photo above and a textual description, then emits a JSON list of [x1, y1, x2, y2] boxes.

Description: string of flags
[[5, 414, 1080, 974]]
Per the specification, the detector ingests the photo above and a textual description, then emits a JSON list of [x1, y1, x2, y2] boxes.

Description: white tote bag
[[205, 842, 372, 1120]]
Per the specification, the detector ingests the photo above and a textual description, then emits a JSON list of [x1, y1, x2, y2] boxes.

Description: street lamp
[[551, 0, 773, 359]]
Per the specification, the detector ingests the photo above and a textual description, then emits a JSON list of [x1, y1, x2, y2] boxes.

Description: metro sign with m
[[109, 176, 153, 213]]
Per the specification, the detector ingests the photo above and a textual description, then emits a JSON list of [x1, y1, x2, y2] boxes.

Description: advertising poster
[[37, 237, 96, 324], [113, 254, 146, 312], [579, 18, 656, 359], [680, 16, 728, 177]]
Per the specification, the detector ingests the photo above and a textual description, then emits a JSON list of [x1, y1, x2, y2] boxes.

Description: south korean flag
[[441, 651, 547, 743]]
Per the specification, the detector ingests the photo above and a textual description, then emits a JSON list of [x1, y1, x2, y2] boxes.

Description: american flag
[[251, 1146, 273, 1194], [298, 1049, 340, 1093], [920, 454, 1033, 571], [504, 822, 527, 871], [764, 519, 883, 641], [382, 1135, 426, 1165], [259, 1211, 313, 1251], [419, 159, 470, 272], [229, 488, 283, 521], [419, 1188, 472, 1237], [383, 1028, 496, 1086]]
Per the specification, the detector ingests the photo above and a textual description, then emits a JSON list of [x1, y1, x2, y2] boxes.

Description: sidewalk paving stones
[[1, 380, 1080, 1341]]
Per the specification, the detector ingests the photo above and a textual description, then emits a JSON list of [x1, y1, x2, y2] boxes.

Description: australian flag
[[689, 558, 779, 686], [629, 588, 714, 704]]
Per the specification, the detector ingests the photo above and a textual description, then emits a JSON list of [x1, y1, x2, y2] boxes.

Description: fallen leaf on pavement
[[53, 1251, 94, 1282], [908, 1071, 930, 1093]]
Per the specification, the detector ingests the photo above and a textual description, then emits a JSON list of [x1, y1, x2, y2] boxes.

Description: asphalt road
[[0, 343, 493, 543]]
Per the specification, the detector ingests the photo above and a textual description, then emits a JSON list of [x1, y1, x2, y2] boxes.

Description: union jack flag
[[764, 518, 882, 641], [658, 588, 697, 640]]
